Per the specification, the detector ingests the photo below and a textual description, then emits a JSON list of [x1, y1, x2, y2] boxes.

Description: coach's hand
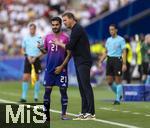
[[55, 65, 63, 74], [122, 64, 127, 72]]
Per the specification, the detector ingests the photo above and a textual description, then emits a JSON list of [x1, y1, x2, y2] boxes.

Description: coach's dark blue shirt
[[65, 23, 92, 66]]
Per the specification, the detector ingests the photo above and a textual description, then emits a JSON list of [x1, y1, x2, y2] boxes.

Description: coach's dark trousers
[[75, 64, 95, 115]]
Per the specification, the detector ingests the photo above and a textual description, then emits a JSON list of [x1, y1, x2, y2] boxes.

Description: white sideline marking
[[122, 111, 131, 113], [145, 114, 150, 117], [0, 99, 140, 128], [132, 112, 140, 115], [99, 107, 150, 118]]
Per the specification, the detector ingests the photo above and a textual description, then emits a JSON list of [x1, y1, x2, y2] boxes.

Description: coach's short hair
[[62, 12, 77, 21], [50, 17, 62, 25]]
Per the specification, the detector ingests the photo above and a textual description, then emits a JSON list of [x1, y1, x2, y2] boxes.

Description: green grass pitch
[[0, 81, 150, 128]]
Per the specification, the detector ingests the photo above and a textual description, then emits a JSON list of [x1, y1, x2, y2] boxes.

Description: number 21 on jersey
[[51, 43, 58, 52]]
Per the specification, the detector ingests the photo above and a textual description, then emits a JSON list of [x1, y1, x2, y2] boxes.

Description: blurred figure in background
[[99, 24, 127, 105], [141, 34, 150, 84], [123, 35, 133, 83], [20, 23, 43, 103], [135, 34, 142, 82]]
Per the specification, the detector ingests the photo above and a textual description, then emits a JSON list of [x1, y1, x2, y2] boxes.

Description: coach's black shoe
[[113, 100, 120, 105], [34, 98, 38, 102], [19, 99, 26, 103]]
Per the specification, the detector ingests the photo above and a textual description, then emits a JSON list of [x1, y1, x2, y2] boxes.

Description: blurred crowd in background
[[1, 0, 149, 84], [0, 0, 136, 56]]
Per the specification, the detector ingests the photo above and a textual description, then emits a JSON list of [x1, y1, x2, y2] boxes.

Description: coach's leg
[[21, 73, 30, 102], [76, 68, 88, 114], [34, 74, 40, 101], [77, 65, 95, 115], [59, 87, 68, 119], [43, 86, 52, 121]]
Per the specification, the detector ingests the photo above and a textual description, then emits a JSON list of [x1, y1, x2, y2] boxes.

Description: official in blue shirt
[[99, 24, 127, 105], [20, 23, 43, 103]]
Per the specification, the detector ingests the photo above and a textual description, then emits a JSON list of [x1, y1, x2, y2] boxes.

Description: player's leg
[[20, 73, 30, 102], [43, 86, 52, 121], [145, 65, 150, 84], [106, 57, 117, 94], [114, 76, 122, 104], [56, 72, 70, 120], [114, 57, 123, 105], [142, 62, 149, 84], [123, 62, 130, 83], [20, 57, 31, 102], [34, 58, 42, 102], [59, 87, 69, 120], [107, 76, 116, 94], [126, 62, 131, 83], [34, 74, 40, 102], [43, 72, 55, 121]]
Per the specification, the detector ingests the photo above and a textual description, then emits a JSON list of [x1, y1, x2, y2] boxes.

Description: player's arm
[[61, 50, 71, 67], [21, 37, 34, 63], [122, 48, 126, 64], [121, 38, 127, 72], [35, 40, 48, 59], [22, 48, 33, 64], [55, 50, 71, 74], [36, 52, 45, 59], [37, 41, 47, 54]]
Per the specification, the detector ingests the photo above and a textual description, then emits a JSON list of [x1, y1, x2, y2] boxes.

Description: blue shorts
[[43, 71, 68, 88]]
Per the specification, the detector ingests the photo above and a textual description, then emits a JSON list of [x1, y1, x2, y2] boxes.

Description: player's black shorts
[[142, 62, 150, 75], [106, 56, 122, 76], [24, 57, 42, 74]]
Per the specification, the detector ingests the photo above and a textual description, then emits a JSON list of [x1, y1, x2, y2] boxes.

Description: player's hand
[[28, 56, 33, 64], [53, 39, 63, 46], [31, 57, 36, 64], [37, 43, 41, 48], [55, 65, 63, 74], [122, 63, 127, 72]]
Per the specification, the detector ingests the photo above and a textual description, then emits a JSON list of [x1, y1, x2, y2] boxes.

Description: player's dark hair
[[29, 23, 36, 29], [109, 24, 118, 29], [62, 12, 77, 21], [50, 17, 62, 25]]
